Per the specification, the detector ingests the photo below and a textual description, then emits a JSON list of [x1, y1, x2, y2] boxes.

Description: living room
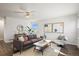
[[0, 3, 79, 56]]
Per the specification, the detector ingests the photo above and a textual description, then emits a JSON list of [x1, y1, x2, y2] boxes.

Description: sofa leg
[[19, 46, 21, 54], [20, 46, 23, 54]]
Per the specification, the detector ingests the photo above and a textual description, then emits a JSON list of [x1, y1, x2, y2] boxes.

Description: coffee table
[[33, 40, 52, 55]]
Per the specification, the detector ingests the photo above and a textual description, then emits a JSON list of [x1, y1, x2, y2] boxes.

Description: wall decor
[[26, 26, 34, 34], [44, 23, 52, 32], [53, 22, 64, 33], [17, 25, 24, 34]]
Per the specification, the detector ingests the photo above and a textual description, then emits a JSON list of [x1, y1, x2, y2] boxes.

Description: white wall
[[4, 17, 37, 42], [38, 15, 77, 45], [0, 17, 4, 40], [4, 15, 77, 45], [77, 15, 79, 48]]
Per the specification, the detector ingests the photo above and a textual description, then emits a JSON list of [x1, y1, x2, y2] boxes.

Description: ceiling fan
[[12, 6, 35, 18], [15, 11, 32, 18], [10, 6, 34, 18]]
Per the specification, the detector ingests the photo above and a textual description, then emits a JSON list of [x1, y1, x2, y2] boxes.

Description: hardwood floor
[[0, 40, 13, 56], [0, 40, 78, 56], [14, 43, 79, 56], [58, 44, 79, 56]]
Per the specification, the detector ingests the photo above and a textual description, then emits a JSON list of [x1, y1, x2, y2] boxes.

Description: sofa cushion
[[24, 41, 32, 45], [31, 39, 38, 43], [28, 35, 37, 39], [38, 38, 42, 40]]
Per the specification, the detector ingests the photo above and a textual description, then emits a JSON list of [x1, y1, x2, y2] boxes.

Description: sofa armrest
[[13, 39, 24, 49]]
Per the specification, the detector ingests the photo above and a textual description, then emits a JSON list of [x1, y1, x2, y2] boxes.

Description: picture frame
[[52, 22, 64, 33], [44, 22, 64, 33], [44, 23, 52, 33]]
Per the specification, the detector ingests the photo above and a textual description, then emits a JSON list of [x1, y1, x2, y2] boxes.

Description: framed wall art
[[52, 22, 64, 33], [44, 23, 52, 32]]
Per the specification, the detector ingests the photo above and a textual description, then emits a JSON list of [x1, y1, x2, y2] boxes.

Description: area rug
[[13, 43, 61, 56]]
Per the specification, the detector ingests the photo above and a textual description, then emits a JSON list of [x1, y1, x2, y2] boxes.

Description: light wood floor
[[0, 40, 13, 56], [13, 43, 61, 56], [14, 44, 79, 56], [0, 40, 78, 56]]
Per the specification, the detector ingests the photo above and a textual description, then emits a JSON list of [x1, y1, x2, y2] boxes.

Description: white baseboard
[[4, 40, 13, 43]]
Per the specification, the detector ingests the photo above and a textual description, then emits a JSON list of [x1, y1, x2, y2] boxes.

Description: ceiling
[[0, 3, 79, 20]]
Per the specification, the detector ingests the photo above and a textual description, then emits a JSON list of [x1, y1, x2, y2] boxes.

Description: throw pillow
[[18, 36, 24, 42], [58, 35, 62, 40], [24, 36, 28, 41]]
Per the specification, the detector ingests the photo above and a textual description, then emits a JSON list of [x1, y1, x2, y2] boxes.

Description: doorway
[[0, 17, 4, 41]]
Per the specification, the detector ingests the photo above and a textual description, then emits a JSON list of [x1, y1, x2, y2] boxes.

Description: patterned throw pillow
[[18, 36, 25, 42]]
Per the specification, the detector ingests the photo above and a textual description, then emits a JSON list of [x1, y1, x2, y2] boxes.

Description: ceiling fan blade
[[13, 11, 24, 13], [19, 6, 28, 12], [18, 5, 36, 14], [7, 10, 25, 13]]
